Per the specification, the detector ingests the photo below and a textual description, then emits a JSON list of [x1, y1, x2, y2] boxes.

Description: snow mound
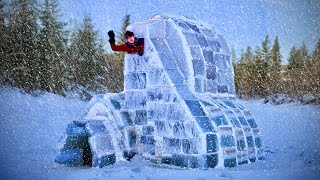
[[264, 94, 295, 105], [264, 93, 319, 105]]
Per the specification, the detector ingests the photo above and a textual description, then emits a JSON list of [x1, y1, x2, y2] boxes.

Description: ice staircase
[[55, 14, 264, 169]]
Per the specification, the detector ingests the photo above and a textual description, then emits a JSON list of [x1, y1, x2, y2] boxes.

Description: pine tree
[[286, 46, 298, 96], [286, 44, 310, 99], [7, 0, 40, 92], [299, 42, 311, 95], [300, 42, 309, 67], [105, 14, 131, 92], [253, 46, 264, 97], [78, 16, 99, 89], [243, 46, 254, 97], [38, 0, 67, 95], [120, 14, 130, 43], [0, 0, 7, 83], [235, 50, 244, 97], [271, 37, 282, 71], [307, 40, 320, 102], [234, 47, 254, 98], [65, 28, 81, 91], [232, 48, 240, 96], [269, 37, 282, 94], [287, 46, 304, 70], [287, 46, 297, 69], [311, 39, 320, 66], [0, 0, 4, 28], [66, 15, 106, 95], [262, 35, 271, 65], [231, 48, 237, 65], [231, 48, 242, 96], [261, 34, 271, 95]]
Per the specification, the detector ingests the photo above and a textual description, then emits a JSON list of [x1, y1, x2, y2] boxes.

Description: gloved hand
[[108, 30, 115, 43], [138, 50, 144, 56], [108, 30, 115, 39], [108, 38, 115, 44]]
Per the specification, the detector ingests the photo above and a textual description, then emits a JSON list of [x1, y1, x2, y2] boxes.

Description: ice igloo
[[55, 14, 264, 169]]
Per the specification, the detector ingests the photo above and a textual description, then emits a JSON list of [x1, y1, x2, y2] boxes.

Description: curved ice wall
[[55, 14, 264, 169]]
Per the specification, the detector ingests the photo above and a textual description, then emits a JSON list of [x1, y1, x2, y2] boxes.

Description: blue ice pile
[[55, 14, 264, 169]]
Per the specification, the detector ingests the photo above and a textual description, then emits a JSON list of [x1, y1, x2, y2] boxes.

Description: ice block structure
[[55, 14, 264, 169]]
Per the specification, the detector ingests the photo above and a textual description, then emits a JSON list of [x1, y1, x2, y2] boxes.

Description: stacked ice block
[[55, 14, 264, 169]]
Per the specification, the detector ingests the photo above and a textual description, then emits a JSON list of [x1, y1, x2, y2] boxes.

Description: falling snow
[[0, 87, 320, 179], [1, 0, 320, 179]]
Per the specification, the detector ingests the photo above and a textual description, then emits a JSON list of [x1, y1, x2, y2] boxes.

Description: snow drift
[[2, 87, 320, 179]]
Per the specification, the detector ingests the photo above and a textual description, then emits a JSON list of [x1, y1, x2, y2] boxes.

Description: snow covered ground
[[0, 87, 320, 179]]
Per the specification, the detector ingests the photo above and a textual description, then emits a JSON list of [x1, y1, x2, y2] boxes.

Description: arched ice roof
[[128, 14, 235, 95]]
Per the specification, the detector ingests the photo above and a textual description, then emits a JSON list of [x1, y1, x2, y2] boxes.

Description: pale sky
[[59, 0, 320, 63]]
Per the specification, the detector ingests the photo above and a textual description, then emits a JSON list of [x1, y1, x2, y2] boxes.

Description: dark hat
[[125, 31, 134, 39]]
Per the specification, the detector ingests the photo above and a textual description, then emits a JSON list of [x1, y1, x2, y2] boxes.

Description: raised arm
[[110, 42, 128, 52], [108, 30, 128, 52]]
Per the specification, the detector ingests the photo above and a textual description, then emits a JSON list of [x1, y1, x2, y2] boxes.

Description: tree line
[[0, 0, 127, 99], [1, 0, 319, 103], [233, 35, 320, 103]]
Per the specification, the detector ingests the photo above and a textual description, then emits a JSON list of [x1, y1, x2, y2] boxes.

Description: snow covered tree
[[233, 36, 318, 102], [6, 0, 40, 92], [286, 43, 312, 99], [262, 35, 271, 65], [0, 0, 8, 83], [252, 47, 263, 96], [261, 34, 271, 95], [299, 42, 312, 95], [309, 39, 320, 101], [286, 47, 299, 96], [65, 15, 106, 96], [269, 37, 282, 94], [120, 14, 130, 44], [104, 14, 131, 92], [235, 36, 271, 98], [235, 46, 264, 98], [0, 0, 4, 28], [104, 53, 124, 92], [287, 46, 305, 70], [242, 46, 255, 96], [38, 0, 67, 95], [311, 39, 320, 66], [231, 48, 239, 93], [231, 48, 237, 65], [65, 28, 81, 91], [300, 42, 309, 67]]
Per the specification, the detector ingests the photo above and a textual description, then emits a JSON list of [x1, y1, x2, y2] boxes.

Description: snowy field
[[0, 87, 320, 180]]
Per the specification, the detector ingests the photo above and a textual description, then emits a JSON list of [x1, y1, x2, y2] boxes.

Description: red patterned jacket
[[110, 37, 144, 54]]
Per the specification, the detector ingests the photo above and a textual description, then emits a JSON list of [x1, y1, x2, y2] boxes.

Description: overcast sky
[[59, 0, 320, 63]]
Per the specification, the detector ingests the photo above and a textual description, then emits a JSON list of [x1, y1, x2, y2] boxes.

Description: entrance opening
[[82, 136, 92, 166]]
